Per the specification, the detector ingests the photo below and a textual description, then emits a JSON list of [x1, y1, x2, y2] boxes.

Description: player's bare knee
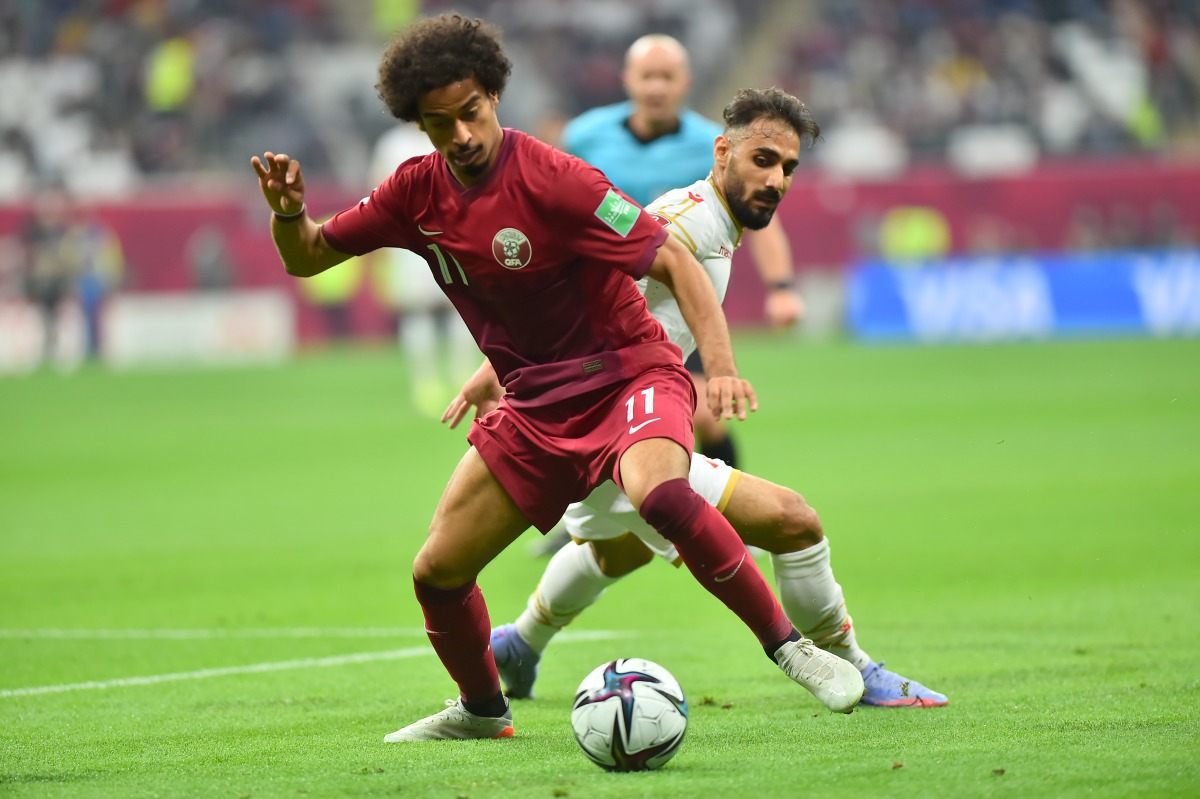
[[773, 490, 824, 551], [412, 548, 472, 589]]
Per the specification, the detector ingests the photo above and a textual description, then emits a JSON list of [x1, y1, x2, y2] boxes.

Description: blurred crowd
[[1, 0, 1197, 198], [0, 0, 759, 197], [775, 0, 1200, 174]]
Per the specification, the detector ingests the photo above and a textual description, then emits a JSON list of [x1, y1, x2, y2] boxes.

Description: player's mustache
[[753, 189, 782, 203]]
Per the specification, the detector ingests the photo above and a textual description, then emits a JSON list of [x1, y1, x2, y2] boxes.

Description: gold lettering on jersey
[[582, 359, 604, 374]]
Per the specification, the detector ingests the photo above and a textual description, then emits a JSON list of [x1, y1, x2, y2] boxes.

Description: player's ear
[[713, 134, 732, 169]]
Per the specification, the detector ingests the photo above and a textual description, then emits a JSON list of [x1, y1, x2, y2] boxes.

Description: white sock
[[515, 541, 619, 654], [770, 539, 873, 670]]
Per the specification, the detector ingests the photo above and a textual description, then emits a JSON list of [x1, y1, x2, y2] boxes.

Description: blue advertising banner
[[847, 251, 1200, 342]]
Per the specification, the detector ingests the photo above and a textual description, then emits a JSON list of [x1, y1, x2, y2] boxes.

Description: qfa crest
[[492, 228, 532, 270]]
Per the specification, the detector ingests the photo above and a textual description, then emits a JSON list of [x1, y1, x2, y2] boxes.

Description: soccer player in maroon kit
[[251, 13, 863, 742]]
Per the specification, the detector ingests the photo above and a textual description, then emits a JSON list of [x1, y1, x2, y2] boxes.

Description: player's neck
[[625, 112, 680, 144]]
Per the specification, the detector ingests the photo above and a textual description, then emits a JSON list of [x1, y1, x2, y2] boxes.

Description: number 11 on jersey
[[428, 243, 469, 286]]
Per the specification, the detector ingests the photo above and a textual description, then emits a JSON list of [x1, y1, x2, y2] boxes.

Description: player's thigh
[[611, 367, 696, 508], [619, 437, 691, 509], [416, 447, 531, 587], [721, 472, 823, 552]]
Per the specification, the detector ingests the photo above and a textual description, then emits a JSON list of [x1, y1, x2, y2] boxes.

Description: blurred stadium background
[[2, 8, 1199, 794], [0, 0, 1198, 370]]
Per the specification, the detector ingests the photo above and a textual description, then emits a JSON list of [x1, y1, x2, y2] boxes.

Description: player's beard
[[724, 168, 781, 231], [461, 161, 488, 179], [450, 145, 488, 179]]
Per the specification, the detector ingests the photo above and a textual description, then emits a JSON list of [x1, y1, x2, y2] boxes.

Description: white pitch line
[[0, 627, 430, 640], [0, 628, 624, 641], [0, 648, 431, 698], [0, 630, 622, 699]]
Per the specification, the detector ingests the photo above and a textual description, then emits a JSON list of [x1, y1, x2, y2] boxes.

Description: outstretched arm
[[645, 235, 758, 421], [745, 217, 803, 329], [250, 151, 350, 277]]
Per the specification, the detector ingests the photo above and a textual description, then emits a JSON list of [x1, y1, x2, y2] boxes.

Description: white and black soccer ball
[[570, 658, 688, 771]]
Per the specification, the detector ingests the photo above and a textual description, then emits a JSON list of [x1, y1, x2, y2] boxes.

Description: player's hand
[[442, 370, 504, 429], [706, 375, 757, 421], [765, 287, 804, 329], [250, 151, 306, 216]]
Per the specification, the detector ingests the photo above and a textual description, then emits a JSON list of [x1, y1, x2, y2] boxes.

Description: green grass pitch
[[2, 335, 1198, 798]]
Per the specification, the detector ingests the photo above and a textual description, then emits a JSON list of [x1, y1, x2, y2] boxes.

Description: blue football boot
[[859, 661, 948, 707], [490, 624, 540, 699]]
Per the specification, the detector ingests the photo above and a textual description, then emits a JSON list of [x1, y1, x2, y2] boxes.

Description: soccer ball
[[570, 658, 688, 771]]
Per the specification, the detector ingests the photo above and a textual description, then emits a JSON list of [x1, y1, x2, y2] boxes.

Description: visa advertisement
[[847, 251, 1200, 343]]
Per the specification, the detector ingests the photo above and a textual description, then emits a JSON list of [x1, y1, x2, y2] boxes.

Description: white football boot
[[774, 638, 865, 713], [383, 698, 514, 742]]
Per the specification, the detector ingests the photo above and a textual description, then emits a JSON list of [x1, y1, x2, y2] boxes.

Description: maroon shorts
[[467, 363, 696, 532]]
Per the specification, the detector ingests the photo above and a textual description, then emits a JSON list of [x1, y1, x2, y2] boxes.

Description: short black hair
[[376, 13, 512, 122], [722, 87, 820, 146]]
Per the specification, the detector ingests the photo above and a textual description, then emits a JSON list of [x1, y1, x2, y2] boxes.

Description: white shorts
[[562, 452, 740, 562]]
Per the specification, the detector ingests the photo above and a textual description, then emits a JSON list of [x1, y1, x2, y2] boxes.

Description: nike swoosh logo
[[418, 225, 443, 236], [628, 417, 661, 434], [713, 554, 746, 583]]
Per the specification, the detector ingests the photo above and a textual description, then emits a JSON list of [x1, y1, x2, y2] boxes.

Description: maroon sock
[[412, 577, 504, 712], [640, 478, 795, 650]]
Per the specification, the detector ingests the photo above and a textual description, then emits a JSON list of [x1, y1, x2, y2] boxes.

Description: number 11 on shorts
[[626, 387, 655, 421]]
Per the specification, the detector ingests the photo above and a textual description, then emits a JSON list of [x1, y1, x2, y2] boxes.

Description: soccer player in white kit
[[451, 88, 949, 709]]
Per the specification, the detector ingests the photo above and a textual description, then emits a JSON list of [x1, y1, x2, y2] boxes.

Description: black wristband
[[768, 279, 795, 291], [274, 204, 306, 222]]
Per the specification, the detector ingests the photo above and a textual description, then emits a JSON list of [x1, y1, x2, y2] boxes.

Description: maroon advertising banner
[[3, 159, 1198, 340]]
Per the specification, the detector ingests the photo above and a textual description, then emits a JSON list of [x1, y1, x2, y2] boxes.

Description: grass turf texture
[[1, 335, 1198, 798]]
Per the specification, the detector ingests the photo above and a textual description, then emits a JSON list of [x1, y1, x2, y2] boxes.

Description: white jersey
[[638, 178, 741, 359], [369, 124, 444, 310], [370, 123, 433, 185], [561, 178, 743, 560]]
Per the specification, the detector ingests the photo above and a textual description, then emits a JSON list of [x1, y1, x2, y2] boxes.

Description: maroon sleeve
[[320, 169, 415, 256], [551, 156, 668, 279]]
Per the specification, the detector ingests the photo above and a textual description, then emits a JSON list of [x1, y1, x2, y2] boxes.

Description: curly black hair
[[723, 87, 821, 146], [376, 13, 513, 122]]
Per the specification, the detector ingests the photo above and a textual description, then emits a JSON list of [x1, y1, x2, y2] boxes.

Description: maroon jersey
[[322, 129, 676, 406]]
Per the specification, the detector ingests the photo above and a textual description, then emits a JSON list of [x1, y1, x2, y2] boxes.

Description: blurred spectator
[[3, 1, 1196, 193], [368, 122, 478, 418], [0, 1, 765, 192], [19, 186, 81, 365], [296, 255, 362, 343], [877, 206, 951, 261], [1066, 204, 1109, 250], [774, 0, 1200, 173], [74, 211, 124, 360], [16, 184, 123, 363], [186, 225, 234, 290]]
